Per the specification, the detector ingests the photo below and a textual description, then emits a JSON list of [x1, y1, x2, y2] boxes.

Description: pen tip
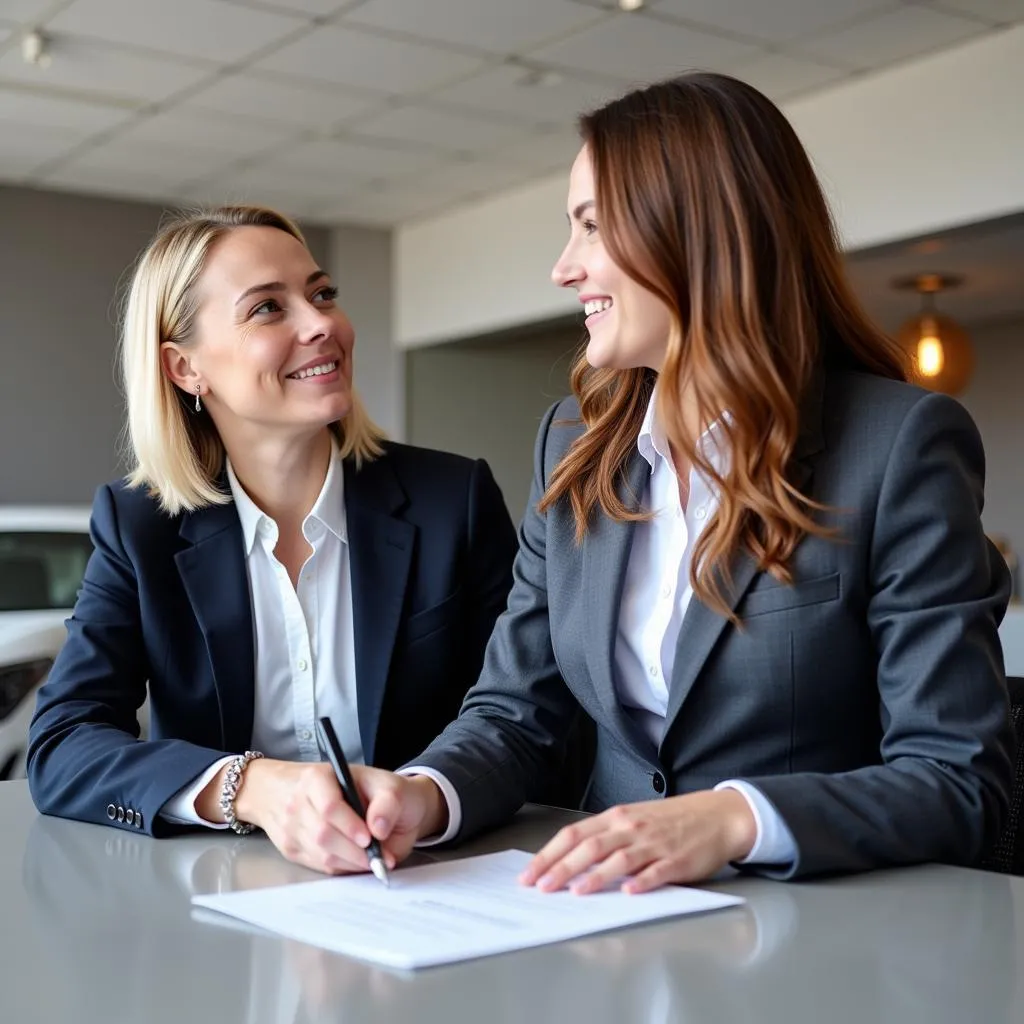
[[371, 858, 390, 887]]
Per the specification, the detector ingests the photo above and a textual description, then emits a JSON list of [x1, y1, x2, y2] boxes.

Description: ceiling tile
[[48, 0, 306, 64], [4, 0, 62, 21], [349, 104, 534, 154], [530, 13, 760, 84], [928, 0, 1024, 23], [223, 0, 351, 13], [46, 135, 246, 184], [254, 23, 484, 94], [729, 53, 851, 100], [647, 0, 893, 44], [251, 136, 446, 187], [41, 163, 187, 202], [494, 127, 583, 173], [430, 65, 621, 124], [0, 124, 98, 179], [345, 0, 608, 55], [803, 5, 991, 69], [320, 188, 455, 226], [0, 88, 130, 132], [185, 71, 378, 129], [114, 106, 304, 156], [412, 157, 543, 198], [0, 36, 213, 104], [185, 176, 349, 219]]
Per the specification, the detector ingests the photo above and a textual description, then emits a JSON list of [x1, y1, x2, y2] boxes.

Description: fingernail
[[537, 874, 555, 891], [356, 832, 370, 848], [372, 817, 388, 833]]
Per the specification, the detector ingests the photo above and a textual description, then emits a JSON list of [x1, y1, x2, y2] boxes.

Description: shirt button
[[660, 584, 671, 599], [649, 664, 659, 678], [695, 507, 707, 520], [297, 659, 308, 672], [299, 729, 312, 741], [652, 772, 666, 795]]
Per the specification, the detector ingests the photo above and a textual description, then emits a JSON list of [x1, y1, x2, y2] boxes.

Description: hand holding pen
[[315, 717, 391, 887]]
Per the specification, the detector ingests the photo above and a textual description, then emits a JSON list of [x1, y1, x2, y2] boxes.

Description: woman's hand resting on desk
[[519, 790, 757, 895], [196, 761, 447, 875]]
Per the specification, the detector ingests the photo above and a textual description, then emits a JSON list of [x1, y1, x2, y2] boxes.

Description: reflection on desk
[[17, 809, 1019, 1024]]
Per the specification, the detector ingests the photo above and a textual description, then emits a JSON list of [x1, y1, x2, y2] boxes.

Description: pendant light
[[893, 273, 973, 396]]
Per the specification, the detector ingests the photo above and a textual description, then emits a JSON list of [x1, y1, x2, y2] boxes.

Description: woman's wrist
[[409, 775, 448, 841]]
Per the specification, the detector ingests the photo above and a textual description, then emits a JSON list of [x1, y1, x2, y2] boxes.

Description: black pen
[[315, 717, 390, 888]]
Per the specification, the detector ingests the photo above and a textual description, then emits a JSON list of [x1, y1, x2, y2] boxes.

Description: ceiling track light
[[618, 0, 645, 10], [21, 29, 52, 68]]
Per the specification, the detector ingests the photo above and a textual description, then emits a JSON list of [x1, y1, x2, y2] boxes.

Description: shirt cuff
[[160, 757, 234, 828], [714, 779, 797, 866], [397, 766, 462, 846]]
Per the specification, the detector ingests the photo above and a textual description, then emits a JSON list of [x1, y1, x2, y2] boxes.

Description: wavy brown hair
[[539, 72, 907, 618]]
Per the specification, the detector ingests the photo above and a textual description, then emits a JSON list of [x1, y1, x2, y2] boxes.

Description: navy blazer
[[27, 442, 517, 836]]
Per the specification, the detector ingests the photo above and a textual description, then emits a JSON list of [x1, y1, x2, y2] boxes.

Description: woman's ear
[[160, 341, 201, 396]]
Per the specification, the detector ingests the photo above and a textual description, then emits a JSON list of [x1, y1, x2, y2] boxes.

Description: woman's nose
[[551, 244, 583, 288]]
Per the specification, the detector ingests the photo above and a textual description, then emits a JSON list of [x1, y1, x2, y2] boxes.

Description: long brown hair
[[539, 72, 907, 618]]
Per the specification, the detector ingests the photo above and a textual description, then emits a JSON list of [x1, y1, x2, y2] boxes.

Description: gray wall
[[958, 316, 1024, 561], [406, 316, 1024, 560], [0, 185, 329, 504], [406, 324, 580, 520], [328, 225, 401, 439]]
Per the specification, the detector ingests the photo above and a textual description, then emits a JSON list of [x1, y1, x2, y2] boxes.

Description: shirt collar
[[227, 438, 347, 556], [637, 386, 729, 475]]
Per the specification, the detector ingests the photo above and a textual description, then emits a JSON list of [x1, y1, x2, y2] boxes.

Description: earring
[[194, 384, 202, 413]]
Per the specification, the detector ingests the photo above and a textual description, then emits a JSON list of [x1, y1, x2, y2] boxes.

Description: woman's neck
[[224, 428, 333, 534]]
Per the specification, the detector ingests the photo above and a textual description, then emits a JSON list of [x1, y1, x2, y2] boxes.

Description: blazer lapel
[[660, 366, 827, 748], [175, 499, 255, 754], [345, 457, 414, 766], [583, 451, 658, 758]]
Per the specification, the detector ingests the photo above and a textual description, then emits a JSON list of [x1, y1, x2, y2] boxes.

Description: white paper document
[[192, 849, 744, 970]]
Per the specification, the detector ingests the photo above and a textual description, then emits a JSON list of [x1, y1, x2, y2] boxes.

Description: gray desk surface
[[0, 779, 1020, 1024]]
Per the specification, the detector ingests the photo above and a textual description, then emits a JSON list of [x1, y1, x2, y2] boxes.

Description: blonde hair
[[119, 205, 385, 515]]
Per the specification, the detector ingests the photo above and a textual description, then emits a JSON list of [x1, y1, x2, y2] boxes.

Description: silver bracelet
[[219, 750, 264, 835]]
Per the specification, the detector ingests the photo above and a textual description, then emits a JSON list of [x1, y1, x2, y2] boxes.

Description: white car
[[0, 506, 93, 780]]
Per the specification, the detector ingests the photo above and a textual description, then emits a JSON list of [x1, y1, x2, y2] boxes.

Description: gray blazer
[[413, 368, 1014, 878]]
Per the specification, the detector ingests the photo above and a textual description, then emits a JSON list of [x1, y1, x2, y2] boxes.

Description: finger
[[519, 820, 604, 886], [362, 786, 404, 841], [306, 769, 371, 847], [534, 830, 628, 893], [571, 846, 653, 895], [622, 858, 687, 895]]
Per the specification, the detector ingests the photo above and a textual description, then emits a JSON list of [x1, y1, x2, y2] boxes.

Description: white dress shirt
[[162, 443, 362, 827], [425, 390, 797, 865]]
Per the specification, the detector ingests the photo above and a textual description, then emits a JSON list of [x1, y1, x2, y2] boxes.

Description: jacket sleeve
[[407, 403, 582, 840], [27, 485, 230, 836], [745, 392, 1015, 878]]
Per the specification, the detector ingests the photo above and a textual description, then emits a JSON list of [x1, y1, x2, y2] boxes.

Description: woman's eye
[[313, 285, 339, 304], [582, 219, 598, 236], [251, 298, 282, 316]]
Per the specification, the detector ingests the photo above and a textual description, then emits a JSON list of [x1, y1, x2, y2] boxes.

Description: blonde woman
[[28, 206, 517, 875], [322, 73, 1013, 887]]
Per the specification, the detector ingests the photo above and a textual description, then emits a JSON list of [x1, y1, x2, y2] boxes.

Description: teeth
[[583, 298, 612, 316], [290, 360, 338, 380]]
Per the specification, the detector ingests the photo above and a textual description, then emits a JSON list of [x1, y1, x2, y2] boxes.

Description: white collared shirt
[[162, 443, 361, 827], [615, 389, 795, 865]]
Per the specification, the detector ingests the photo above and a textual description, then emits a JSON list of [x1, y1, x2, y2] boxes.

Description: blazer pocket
[[403, 588, 463, 643], [741, 572, 840, 618]]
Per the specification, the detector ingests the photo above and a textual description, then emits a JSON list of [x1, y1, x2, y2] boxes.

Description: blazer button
[[135, 812, 144, 830], [117, 806, 126, 822], [106, 804, 117, 820], [651, 772, 666, 795], [125, 809, 134, 826]]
